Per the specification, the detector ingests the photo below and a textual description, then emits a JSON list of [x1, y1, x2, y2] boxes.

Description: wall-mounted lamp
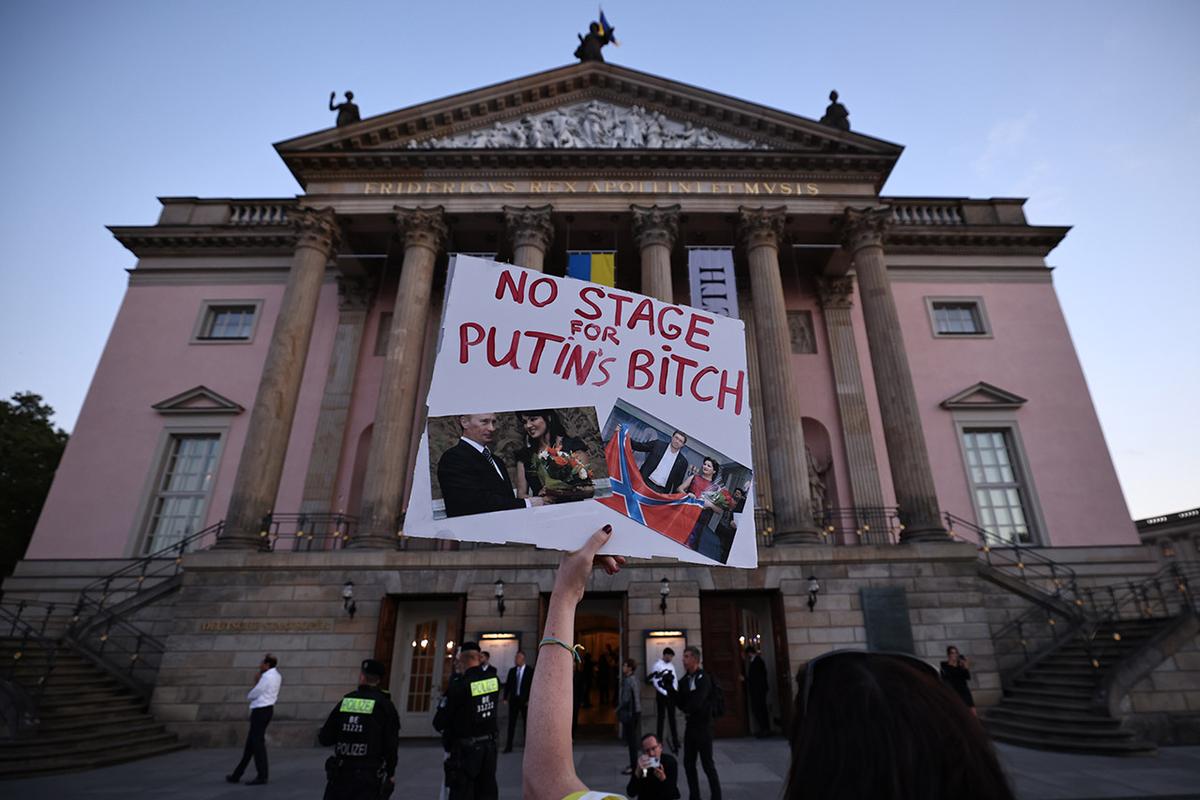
[[342, 580, 357, 619], [806, 574, 820, 613], [495, 579, 506, 618], [660, 577, 671, 615]]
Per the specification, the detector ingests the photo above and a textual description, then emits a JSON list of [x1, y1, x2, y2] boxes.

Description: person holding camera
[[940, 645, 977, 716], [626, 733, 681, 800], [617, 658, 642, 775]]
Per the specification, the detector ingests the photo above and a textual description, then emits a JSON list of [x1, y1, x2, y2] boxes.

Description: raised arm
[[329, 91, 337, 111], [524, 526, 624, 800]]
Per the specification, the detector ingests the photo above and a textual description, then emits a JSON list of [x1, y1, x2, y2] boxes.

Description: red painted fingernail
[[603, 524, 612, 533]]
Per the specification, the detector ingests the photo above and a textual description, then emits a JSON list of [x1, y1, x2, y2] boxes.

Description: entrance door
[[391, 600, 462, 735], [700, 591, 790, 737], [541, 593, 625, 739]]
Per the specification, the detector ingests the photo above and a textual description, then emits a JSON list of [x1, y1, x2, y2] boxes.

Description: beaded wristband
[[539, 636, 584, 663]]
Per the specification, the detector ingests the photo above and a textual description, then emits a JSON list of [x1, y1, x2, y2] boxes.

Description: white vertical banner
[[688, 248, 738, 319]]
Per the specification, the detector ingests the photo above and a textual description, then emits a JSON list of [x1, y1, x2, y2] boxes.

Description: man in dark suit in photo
[[437, 413, 545, 517], [632, 429, 690, 494], [502, 650, 534, 753]]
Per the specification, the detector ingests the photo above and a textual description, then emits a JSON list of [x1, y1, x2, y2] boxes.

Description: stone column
[[837, 207, 946, 541], [631, 204, 680, 302], [816, 276, 886, 510], [219, 207, 339, 547], [298, 276, 373, 518], [737, 207, 819, 544], [503, 205, 554, 270], [354, 206, 447, 548]]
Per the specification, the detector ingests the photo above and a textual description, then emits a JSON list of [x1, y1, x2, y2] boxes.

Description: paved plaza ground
[[5, 739, 1200, 799]]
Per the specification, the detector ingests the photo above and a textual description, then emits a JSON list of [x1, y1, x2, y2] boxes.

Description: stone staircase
[[0, 637, 184, 778], [984, 617, 1166, 754]]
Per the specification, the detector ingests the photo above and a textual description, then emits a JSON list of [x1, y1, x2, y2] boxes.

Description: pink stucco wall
[[28, 278, 339, 559], [29, 256, 1137, 559], [884, 276, 1137, 546]]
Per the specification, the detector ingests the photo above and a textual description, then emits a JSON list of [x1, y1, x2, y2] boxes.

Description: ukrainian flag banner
[[567, 251, 616, 286], [598, 9, 618, 46]]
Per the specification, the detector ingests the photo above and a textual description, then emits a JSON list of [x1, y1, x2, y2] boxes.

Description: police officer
[[318, 658, 401, 800], [441, 641, 500, 800]]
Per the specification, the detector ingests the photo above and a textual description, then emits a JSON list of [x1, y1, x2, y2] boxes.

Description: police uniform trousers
[[447, 737, 498, 800], [324, 764, 384, 800], [683, 722, 722, 800]]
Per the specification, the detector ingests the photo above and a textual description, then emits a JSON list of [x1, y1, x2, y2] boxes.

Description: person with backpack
[[664, 646, 722, 800]]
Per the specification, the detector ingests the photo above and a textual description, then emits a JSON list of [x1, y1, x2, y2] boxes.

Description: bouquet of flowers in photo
[[701, 485, 735, 512], [535, 446, 595, 502]]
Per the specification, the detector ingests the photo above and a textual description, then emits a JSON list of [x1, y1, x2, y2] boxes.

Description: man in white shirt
[[632, 430, 690, 494], [648, 647, 681, 753], [226, 653, 281, 785]]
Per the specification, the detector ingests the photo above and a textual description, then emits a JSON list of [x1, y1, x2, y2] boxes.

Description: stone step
[[36, 687, 136, 705], [984, 714, 1135, 740], [986, 706, 1123, 728], [0, 721, 167, 755], [36, 696, 147, 718], [1012, 675, 1099, 690], [1002, 695, 1095, 713], [35, 709, 151, 733], [0, 737, 186, 778], [987, 727, 1155, 756], [1005, 685, 1095, 701]]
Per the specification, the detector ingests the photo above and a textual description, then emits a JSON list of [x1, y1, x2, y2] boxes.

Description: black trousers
[[232, 705, 273, 780], [504, 699, 527, 750], [447, 740, 498, 800], [683, 724, 721, 800], [750, 690, 769, 736], [622, 711, 642, 770], [323, 765, 383, 800], [655, 693, 679, 746]]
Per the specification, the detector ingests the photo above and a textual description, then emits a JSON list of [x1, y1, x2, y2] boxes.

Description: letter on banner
[[688, 248, 738, 319]]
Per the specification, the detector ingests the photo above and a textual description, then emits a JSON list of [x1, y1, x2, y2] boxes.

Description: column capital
[[336, 275, 374, 312], [395, 206, 448, 253], [737, 206, 787, 251], [837, 206, 891, 253], [503, 204, 555, 253], [816, 276, 855, 310], [630, 204, 681, 250], [292, 206, 340, 253]]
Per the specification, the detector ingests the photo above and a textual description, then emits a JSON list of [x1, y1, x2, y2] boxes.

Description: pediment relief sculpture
[[406, 100, 768, 151]]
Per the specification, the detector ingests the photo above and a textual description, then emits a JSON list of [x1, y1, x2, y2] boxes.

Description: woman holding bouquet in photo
[[679, 457, 735, 551], [514, 409, 596, 504]]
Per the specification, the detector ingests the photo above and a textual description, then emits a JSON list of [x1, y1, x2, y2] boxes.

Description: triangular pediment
[[277, 62, 902, 159], [940, 382, 1028, 410], [152, 386, 244, 415]]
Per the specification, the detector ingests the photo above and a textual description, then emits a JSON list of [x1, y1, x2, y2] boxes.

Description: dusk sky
[[1, 1, 1196, 519]]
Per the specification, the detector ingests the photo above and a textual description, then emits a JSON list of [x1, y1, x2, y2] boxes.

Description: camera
[[646, 757, 661, 770]]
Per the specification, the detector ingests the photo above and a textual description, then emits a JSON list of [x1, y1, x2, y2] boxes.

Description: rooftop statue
[[574, 16, 616, 63], [819, 90, 850, 131], [329, 91, 361, 128]]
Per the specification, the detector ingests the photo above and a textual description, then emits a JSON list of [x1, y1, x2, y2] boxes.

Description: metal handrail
[[1, 599, 61, 711], [818, 506, 904, 545], [945, 512, 1081, 601], [257, 512, 356, 552]]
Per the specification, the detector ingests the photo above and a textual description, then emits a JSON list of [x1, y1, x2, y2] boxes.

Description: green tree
[[0, 393, 69, 580]]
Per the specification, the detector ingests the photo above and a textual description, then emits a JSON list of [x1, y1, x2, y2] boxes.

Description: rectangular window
[[198, 304, 257, 340], [144, 434, 220, 552], [961, 429, 1033, 544], [932, 301, 985, 335]]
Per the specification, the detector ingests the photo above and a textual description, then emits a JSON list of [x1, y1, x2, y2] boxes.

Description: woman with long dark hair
[[513, 409, 594, 502]]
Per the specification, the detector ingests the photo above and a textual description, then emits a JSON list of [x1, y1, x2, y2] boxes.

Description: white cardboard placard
[[404, 255, 757, 568]]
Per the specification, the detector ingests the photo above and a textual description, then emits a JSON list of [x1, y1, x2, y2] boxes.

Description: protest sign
[[404, 255, 757, 567]]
